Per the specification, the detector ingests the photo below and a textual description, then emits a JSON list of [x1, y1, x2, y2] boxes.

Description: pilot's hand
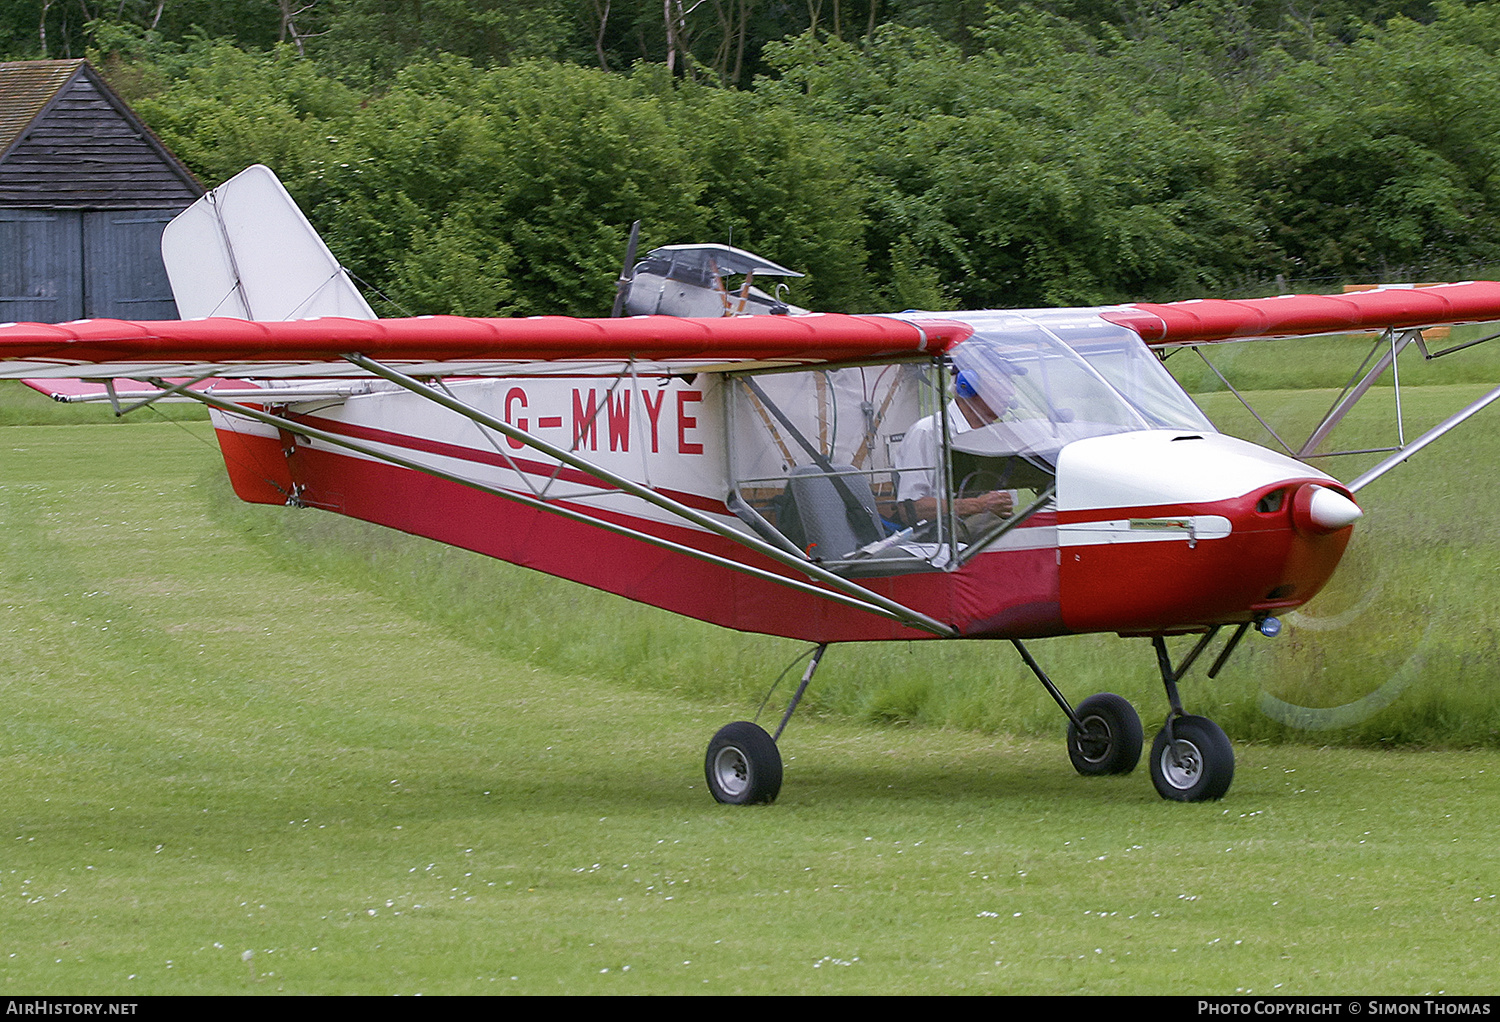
[[960, 490, 1013, 518]]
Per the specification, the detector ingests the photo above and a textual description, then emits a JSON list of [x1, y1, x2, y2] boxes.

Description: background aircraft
[[6, 165, 1500, 806]]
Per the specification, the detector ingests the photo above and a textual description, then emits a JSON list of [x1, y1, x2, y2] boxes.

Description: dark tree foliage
[[10, 1, 1500, 312], [1, 1, 316, 58]]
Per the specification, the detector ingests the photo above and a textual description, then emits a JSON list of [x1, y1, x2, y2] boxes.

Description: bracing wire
[[753, 643, 823, 724]]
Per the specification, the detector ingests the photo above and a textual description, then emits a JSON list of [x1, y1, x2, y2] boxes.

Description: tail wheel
[[1067, 693, 1144, 776], [1150, 715, 1235, 802], [705, 721, 783, 805]]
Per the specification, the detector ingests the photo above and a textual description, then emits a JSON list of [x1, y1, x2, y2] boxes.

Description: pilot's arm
[[892, 409, 1014, 528]]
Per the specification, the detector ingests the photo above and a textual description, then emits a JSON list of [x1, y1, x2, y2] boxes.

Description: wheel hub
[[1075, 716, 1112, 763], [1159, 739, 1203, 790], [712, 746, 750, 798]]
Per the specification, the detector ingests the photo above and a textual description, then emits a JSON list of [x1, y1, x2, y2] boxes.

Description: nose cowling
[[1056, 431, 1358, 634]]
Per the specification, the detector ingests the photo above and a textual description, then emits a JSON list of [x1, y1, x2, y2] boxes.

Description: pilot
[[893, 368, 1016, 529]]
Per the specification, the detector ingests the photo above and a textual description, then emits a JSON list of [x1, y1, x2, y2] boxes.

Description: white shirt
[[893, 401, 974, 502]]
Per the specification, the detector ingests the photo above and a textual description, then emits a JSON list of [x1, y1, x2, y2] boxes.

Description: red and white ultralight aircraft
[[7, 165, 1500, 804]]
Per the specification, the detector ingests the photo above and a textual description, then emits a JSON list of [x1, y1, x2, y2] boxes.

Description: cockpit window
[[725, 358, 1058, 578], [1022, 308, 1217, 432], [722, 309, 1212, 579], [896, 308, 1215, 442], [941, 313, 1152, 466], [726, 363, 958, 577]]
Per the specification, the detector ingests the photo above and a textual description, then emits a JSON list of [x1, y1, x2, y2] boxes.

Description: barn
[[0, 58, 202, 323]]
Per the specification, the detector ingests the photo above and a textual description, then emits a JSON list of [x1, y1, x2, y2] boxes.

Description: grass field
[[2, 381, 1499, 993]]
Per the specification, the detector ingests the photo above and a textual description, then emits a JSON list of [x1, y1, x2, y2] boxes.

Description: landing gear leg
[[703, 643, 827, 805], [1012, 640, 1143, 777], [1149, 634, 1235, 802]]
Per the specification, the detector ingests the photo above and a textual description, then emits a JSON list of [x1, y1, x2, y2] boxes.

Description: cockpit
[[725, 308, 1214, 576]]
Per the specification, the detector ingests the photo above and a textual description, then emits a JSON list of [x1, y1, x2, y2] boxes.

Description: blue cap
[[955, 371, 979, 399]]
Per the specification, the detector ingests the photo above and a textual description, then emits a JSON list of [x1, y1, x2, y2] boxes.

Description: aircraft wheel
[[1149, 715, 1235, 802], [1067, 693, 1143, 776], [704, 721, 783, 805]]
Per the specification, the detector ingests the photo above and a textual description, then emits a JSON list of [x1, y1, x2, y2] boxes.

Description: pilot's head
[[955, 369, 1012, 427]]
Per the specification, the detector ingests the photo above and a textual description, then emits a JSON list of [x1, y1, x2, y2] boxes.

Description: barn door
[[0, 209, 83, 322], [0, 208, 180, 323], [83, 210, 179, 320]]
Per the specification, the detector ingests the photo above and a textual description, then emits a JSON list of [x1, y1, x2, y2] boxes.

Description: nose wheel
[[1150, 715, 1234, 801], [1147, 634, 1237, 801]]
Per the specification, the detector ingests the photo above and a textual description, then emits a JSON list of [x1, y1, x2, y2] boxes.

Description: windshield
[[936, 313, 1150, 463], [1019, 308, 1216, 431], [892, 309, 1213, 464]]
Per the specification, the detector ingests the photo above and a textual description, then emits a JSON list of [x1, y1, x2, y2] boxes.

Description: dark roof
[[0, 59, 79, 154], [0, 59, 202, 209]]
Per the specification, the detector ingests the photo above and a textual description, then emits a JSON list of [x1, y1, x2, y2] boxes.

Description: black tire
[[1067, 693, 1143, 776], [704, 721, 783, 805], [1149, 715, 1235, 802]]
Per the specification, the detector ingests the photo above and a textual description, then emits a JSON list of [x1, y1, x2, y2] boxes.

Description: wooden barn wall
[[0, 73, 200, 209]]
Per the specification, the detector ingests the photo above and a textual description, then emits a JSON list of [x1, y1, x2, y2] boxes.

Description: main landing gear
[[1067, 693, 1144, 776], [705, 720, 783, 804], [1014, 628, 1246, 802], [703, 644, 826, 805]]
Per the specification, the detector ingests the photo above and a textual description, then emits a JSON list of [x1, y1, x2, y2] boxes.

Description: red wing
[[1101, 282, 1500, 344], [0, 313, 969, 381]]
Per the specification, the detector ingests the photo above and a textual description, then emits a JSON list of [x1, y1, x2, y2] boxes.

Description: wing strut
[[1189, 324, 1500, 488], [1346, 382, 1500, 492], [1298, 328, 1419, 459]]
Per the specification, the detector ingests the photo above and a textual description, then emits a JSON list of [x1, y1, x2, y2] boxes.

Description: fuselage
[[209, 309, 1359, 643]]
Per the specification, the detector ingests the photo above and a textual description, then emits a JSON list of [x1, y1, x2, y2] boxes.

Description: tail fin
[[161, 164, 375, 321]]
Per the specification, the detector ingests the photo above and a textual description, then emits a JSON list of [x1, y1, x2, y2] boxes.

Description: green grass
[[1163, 321, 1500, 393], [3, 416, 1500, 993]]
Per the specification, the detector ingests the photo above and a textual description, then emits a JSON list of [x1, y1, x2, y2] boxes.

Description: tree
[[315, 0, 575, 77], [1245, 3, 1500, 280]]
